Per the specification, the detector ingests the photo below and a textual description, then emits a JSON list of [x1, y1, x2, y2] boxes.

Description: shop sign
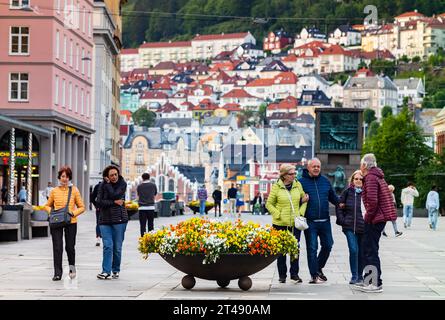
[[65, 125, 76, 134]]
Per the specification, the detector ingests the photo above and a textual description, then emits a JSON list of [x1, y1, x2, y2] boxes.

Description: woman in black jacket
[[336, 170, 365, 285], [96, 165, 128, 280]]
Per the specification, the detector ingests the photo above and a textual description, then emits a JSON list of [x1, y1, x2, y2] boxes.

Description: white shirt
[[426, 191, 440, 210], [401, 187, 419, 206]]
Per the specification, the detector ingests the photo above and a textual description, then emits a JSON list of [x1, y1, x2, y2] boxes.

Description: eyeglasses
[[354, 178, 363, 181], [287, 172, 296, 176]]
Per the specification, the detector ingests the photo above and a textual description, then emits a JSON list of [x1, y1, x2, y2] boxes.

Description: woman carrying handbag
[[45, 166, 85, 281], [266, 164, 309, 284]]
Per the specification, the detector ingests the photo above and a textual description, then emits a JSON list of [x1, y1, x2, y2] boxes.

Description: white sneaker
[[69, 265, 76, 279], [356, 284, 383, 293]]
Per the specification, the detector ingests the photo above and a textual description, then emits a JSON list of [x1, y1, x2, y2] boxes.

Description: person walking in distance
[[382, 185, 403, 237], [212, 186, 222, 217], [45, 166, 85, 281], [96, 165, 128, 280], [336, 170, 365, 285], [298, 158, 339, 284], [44, 182, 54, 200], [90, 178, 104, 247], [252, 192, 263, 215], [137, 173, 158, 237], [197, 184, 208, 216], [1, 185, 7, 205], [426, 186, 440, 230], [401, 182, 419, 228], [227, 184, 238, 217], [356, 153, 397, 293], [266, 164, 308, 283]]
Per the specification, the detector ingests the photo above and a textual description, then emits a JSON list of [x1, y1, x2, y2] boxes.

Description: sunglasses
[[287, 172, 296, 176], [354, 178, 363, 181]]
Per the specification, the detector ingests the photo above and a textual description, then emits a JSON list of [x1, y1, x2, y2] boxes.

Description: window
[[10, 26, 29, 55], [74, 85, 78, 112], [10, 0, 30, 8], [9, 73, 29, 101], [88, 12, 91, 36], [81, 48, 85, 74], [68, 82, 72, 110], [137, 167, 143, 174], [82, 6, 85, 33], [55, 30, 60, 59], [54, 75, 59, 105], [87, 51, 90, 77], [56, 0, 60, 12], [168, 179, 175, 192], [63, 35, 67, 63], [75, 44, 79, 70], [125, 167, 130, 175], [80, 89, 84, 115], [86, 92, 89, 117], [69, 40, 73, 66], [61, 79, 66, 108]]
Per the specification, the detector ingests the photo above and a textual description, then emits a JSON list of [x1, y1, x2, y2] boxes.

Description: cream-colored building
[[120, 48, 139, 72], [361, 11, 445, 59], [191, 32, 256, 60], [433, 107, 445, 154], [138, 41, 192, 68]]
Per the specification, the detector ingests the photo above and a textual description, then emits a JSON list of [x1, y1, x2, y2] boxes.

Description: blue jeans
[[199, 200, 206, 215], [403, 205, 413, 226], [273, 225, 301, 278], [343, 230, 364, 282], [99, 223, 127, 274], [428, 208, 439, 230], [363, 222, 385, 287], [304, 220, 334, 277]]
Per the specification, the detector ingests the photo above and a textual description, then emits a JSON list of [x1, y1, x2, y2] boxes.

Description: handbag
[[286, 189, 308, 231], [49, 186, 73, 228]]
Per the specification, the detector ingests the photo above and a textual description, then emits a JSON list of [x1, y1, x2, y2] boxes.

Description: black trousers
[[50, 223, 77, 277], [139, 210, 155, 237], [214, 201, 221, 216], [363, 222, 385, 286]]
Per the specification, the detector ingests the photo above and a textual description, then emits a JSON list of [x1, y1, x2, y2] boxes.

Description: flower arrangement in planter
[[186, 200, 215, 214], [139, 217, 298, 263], [125, 200, 139, 211], [138, 217, 299, 290]]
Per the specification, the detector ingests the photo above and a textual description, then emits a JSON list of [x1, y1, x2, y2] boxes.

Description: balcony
[[134, 159, 145, 165]]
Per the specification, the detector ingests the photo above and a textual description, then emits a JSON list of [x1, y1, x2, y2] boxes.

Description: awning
[[0, 114, 53, 137]]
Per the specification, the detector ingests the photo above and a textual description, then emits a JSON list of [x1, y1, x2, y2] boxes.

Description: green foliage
[[381, 106, 393, 119], [122, 1, 445, 48], [363, 108, 376, 125], [238, 109, 260, 127], [132, 108, 156, 127], [367, 120, 380, 138], [363, 108, 434, 204], [370, 59, 396, 77], [399, 55, 410, 63], [415, 151, 445, 211]]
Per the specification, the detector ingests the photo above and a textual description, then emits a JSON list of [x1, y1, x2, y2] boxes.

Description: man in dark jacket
[[227, 184, 238, 217], [137, 173, 157, 236], [212, 186, 222, 217], [299, 158, 339, 284], [356, 153, 396, 293], [90, 180, 103, 246]]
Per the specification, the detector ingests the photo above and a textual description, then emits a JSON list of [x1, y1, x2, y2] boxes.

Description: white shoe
[[69, 265, 76, 279], [356, 284, 383, 293]]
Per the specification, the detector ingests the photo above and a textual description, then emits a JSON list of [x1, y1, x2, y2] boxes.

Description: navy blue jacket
[[335, 186, 365, 234], [298, 169, 339, 221]]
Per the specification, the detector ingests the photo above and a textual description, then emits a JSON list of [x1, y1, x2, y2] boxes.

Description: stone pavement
[[0, 210, 444, 300]]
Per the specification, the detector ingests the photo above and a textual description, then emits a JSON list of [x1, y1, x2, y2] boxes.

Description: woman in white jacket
[[426, 186, 440, 230]]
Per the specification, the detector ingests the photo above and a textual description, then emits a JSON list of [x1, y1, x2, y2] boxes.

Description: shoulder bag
[[286, 189, 308, 231], [49, 186, 73, 228]]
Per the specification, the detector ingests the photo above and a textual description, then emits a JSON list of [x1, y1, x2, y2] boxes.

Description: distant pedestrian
[[137, 173, 158, 237], [212, 186, 222, 217], [266, 164, 308, 284], [357, 153, 397, 293], [1, 185, 7, 205], [90, 179, 103, 247], [251, 192, 263, 215], [227, 184, 237, 217], [426, 185, 440, 230], [382, 185, 403, 237], [197, 184, 207, 216], [45, 166, 85, 281], [96, 165, 128, 280], [336, 170, 365, 285], [236, 188, 244, 218], [44, 181, 54, 200], [401, 182, 419, 228], [17, 186, 27, 203]]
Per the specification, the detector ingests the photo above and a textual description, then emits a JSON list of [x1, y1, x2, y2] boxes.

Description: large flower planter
[[161, 253, 278, 291]]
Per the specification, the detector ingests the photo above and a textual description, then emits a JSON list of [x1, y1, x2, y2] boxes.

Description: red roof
[[191, 85, 214, 96], [320, 44, 352, 56], [152, 61, 176, 70], [193, 32, 249, 41], [273, 72, 298, 85], [140, 91, 169, 100], [222, 89, 255, 99], [395, 11, 425, 19], [140, 41, 191, 49], [221, 103, 242, 111], [209, 61, 237, 72], [121, 48, 139, 55], [355, 68, 375, 77], [282, 55, 298, 62], [268, 96, 298, 110], [246, 78, 274, 87], [181, 101, 195, 111], [120, 110, 132, 121], [193, 99, 219, 111], [157, 102, 179, 113]]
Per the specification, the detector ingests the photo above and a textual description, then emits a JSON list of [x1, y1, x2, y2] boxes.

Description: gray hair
[[307, 157, 321, 166], [361, 153, 377, 169]]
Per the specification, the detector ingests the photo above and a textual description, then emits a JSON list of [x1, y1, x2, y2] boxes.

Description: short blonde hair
[[349, 170, 362, 184], [279, 164, 295, 180], [388, 184, 395, 192]]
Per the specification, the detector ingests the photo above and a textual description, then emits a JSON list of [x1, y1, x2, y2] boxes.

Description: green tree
[[132, 108, 156, 127], [368, 120, 380, 138], [381, 106, 393, 119], [363, 108, 434, 201], [370, 59, 396, 77], [415, 151, 445, 212], [412, 56, 421, 63], [363, 108, 376, 125], [258, 103, 268, 124]]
